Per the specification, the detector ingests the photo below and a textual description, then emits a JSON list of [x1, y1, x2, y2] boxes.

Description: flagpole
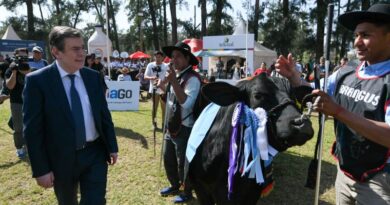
[[314, 4, 334, 205], [245, 1, 250, 77], [105, 0, 111, 79]]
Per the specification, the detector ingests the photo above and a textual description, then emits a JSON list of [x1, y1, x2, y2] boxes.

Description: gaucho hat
[[338, 3, 390, 31], [162, 42, 198, 66]]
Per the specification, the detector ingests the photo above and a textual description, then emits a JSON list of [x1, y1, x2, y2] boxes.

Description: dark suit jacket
[[23, 63, 118, 181]]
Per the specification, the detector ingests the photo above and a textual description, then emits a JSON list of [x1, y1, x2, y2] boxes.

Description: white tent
[[1, 25, 21, 40], [203, 20, 277, 76]]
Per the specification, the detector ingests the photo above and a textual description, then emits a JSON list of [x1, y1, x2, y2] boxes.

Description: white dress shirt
[[56, 61, 98, 142]]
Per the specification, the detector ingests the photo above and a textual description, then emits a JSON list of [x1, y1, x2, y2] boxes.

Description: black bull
[[187, 74, 314, 205]]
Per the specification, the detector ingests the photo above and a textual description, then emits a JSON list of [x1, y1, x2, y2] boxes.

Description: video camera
[[11, 48, 30, 71]]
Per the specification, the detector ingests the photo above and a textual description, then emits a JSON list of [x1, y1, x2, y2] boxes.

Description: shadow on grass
[[0, 157, 30, 169], [258, 151, 337, 205], [0, 127, 12, 134], [115, 126, 148, 149]]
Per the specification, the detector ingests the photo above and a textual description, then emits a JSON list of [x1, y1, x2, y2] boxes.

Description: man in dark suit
[[23, 26, 118, 205]]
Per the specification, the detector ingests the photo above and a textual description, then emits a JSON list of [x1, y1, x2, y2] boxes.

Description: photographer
[[145, 51, 168, 128], [5, 48, 32, 159]]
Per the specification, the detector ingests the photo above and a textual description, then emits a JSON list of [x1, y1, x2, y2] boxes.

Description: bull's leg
[[191, 180, 215, 205]]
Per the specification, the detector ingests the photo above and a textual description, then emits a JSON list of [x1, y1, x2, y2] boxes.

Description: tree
[[163, 0, 168, 46], [242, 0, 265, 41], [147, 0, 160, 50], [253, 0, 260, 41], [178, 19, 201, 39], [107, 0, 120, 50], [169, 0, 178, 43], [0, 0, 35, 39], [207, 0, 233, 35], [198, 0, 207, 36], [314, 0, 326, 61]]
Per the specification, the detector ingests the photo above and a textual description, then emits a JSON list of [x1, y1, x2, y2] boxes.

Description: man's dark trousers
[[54, 140, 108, 205]]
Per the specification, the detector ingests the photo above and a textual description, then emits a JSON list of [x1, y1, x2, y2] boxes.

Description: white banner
[[105, 81, 140, 111], [203, 34, 254, 50]]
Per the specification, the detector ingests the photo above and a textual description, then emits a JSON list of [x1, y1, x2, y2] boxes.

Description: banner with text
[[106, 81, 139, 111]]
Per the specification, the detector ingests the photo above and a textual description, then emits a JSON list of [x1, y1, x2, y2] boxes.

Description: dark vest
[[332, 64, 390, 181], [167, 68, 201, 137]]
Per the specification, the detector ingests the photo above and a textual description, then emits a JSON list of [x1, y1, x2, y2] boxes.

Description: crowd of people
[[0, 3, 389, 205]]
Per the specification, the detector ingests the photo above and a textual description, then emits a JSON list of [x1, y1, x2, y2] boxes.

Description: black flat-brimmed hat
[[338, 3, 390, 31], [162, 42, 198, 66]]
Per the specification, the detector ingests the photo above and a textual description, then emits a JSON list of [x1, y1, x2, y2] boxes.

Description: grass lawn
[[0, 99, 337, 205]]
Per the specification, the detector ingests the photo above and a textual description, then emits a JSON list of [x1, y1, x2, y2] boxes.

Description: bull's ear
[[202, 82, 240, 106]]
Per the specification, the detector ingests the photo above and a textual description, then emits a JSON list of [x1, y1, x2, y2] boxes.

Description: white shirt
[[145, 62, 168, 94], [168, 67, 201, 127], [56, 61, 98, 142]]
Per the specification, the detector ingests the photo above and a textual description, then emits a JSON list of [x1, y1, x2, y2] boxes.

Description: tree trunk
[[54, 0, 62, 25], [340, 0, 351, 59], [26, 0, 34, 38], [361, 0, 370, 10], [334, 0, 341, 63], [91, 0, 105, 26], [108, 0, 120, 50], [315, 0, 326, 62], [282, 0, 288, 17], [163, 0, 168, 46], [147, 0, 160, 50], [253, 0, 260, 41], [200, 0, 207, 37], [169, 0, 177, 44], [38, 0, 46, 27], [214, 0, 224, 34], [73, 0, 86, 28], [280, 0, 289, 55]]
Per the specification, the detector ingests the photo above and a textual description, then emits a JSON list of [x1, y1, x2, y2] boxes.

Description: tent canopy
[[129, 51, 151, 59], [1, 25, 21, 40]]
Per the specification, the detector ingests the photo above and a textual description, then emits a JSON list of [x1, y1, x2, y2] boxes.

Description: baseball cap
[[32, 46, 43, 53]]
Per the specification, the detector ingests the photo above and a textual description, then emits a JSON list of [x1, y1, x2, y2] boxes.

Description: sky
[[0, 0, 249, 33]]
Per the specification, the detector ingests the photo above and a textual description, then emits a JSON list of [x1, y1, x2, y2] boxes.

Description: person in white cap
[[28, 46, 48, 70]]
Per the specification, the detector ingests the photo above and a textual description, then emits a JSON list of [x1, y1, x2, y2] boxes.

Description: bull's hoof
[[160, 186, 180, 197], [173, 194, 194, 203]]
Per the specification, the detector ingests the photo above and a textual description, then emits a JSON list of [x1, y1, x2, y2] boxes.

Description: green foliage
[[178, 19, 201, 39]]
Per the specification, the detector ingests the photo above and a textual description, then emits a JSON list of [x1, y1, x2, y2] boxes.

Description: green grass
[[0, 99, 337, 205]]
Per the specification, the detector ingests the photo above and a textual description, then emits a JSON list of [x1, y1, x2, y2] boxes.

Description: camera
[[152, 65, 161, 73], [11, 48, 30, 71]]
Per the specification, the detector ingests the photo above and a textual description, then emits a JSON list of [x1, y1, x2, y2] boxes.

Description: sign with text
[[203, 34, 254, 50], [0, 40, 46, 57], [106, 81, 139, 111]]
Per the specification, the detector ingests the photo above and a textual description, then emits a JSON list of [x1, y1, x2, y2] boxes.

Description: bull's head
[[202, 74, 314, 151]]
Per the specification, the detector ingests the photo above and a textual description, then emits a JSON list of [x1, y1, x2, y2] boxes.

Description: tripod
[[152, 72, 160, 156]]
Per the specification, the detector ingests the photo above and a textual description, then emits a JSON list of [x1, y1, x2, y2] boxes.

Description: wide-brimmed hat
[[162, 42, 198, 66], [338, 3, 390, 31]]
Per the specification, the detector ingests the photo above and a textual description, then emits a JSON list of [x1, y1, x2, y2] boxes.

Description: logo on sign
[[107, 89, 133, 99], [94, 48, 103, 58], [219, 37, 234, 47]]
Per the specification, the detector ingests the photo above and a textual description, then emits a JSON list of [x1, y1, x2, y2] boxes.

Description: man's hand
[[35, 172, 55, 188], [312, 89, 345, 117], [165, 65, 177, 83], [275, 53, 302, 86], [108, 152, 118, 165]]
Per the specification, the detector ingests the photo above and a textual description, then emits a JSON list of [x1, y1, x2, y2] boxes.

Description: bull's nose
[[291, 116, 314, 136]]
